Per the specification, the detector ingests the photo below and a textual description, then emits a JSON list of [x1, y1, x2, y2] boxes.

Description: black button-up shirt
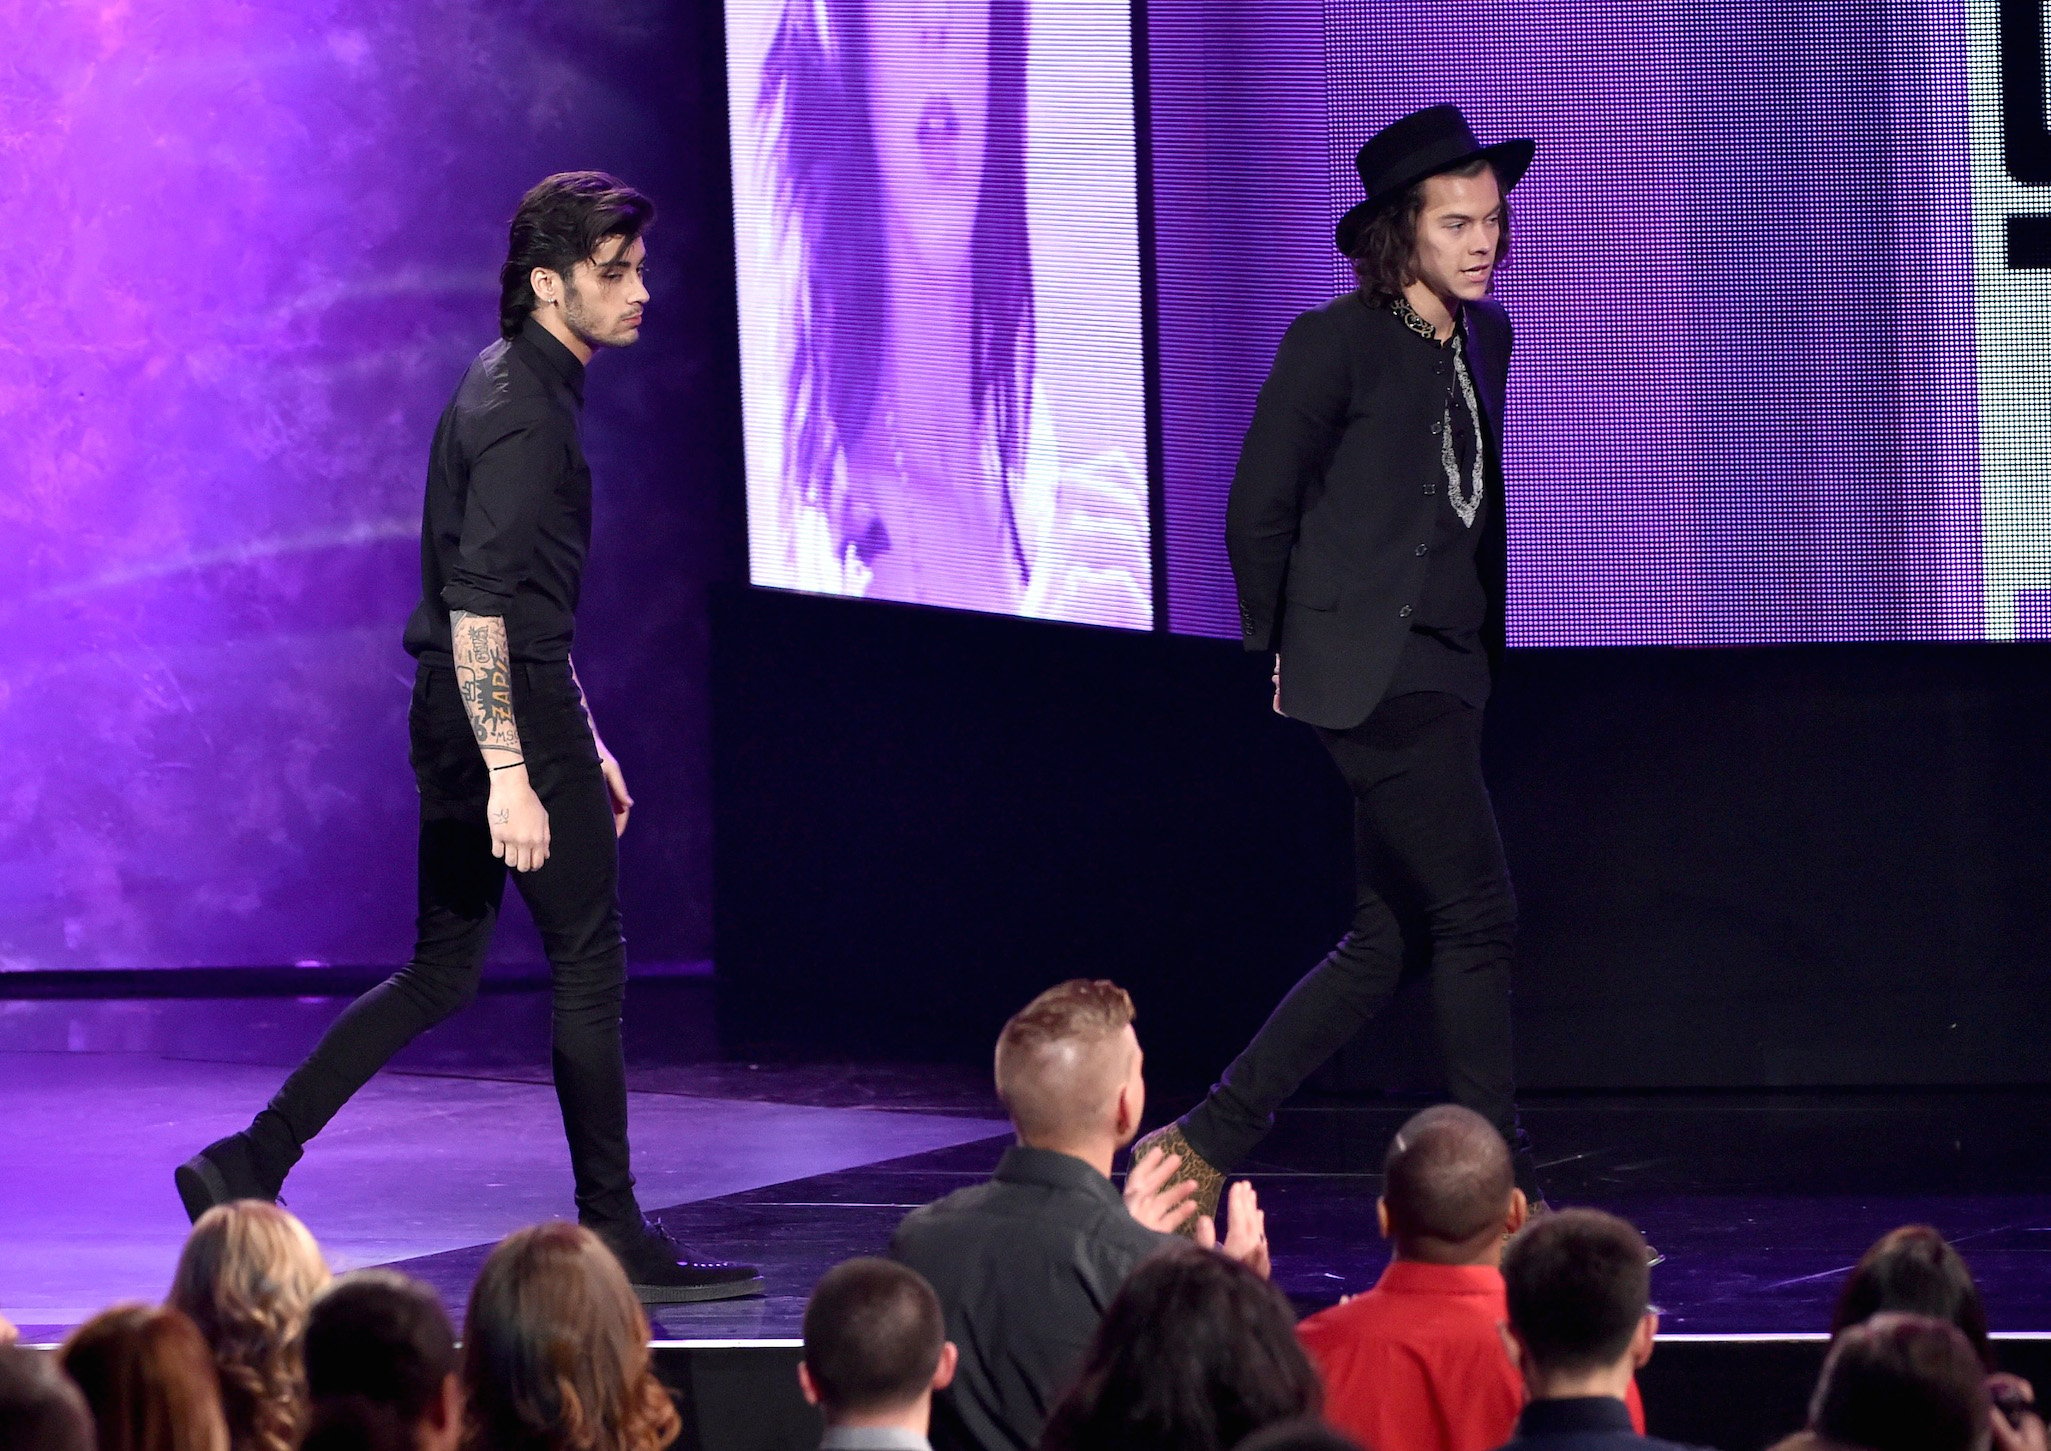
[[403, 317, 592, 666], [890, 1145, 1181, 1451], [1384, 297, 1491, 708]]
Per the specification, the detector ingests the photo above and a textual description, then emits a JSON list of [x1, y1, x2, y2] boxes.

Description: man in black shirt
[[892, 980, 1271, 1451], [175, 172, 760, 1303], [1136, 107, 1546, 1219]]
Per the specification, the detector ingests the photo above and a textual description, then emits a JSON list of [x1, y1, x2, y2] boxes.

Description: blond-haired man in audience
[[893, 979, 1269, 1451]]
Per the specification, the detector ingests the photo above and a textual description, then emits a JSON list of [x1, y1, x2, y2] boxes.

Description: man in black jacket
[[1137, 106, 1543, 1211], [894, 980, 1270, 1451]]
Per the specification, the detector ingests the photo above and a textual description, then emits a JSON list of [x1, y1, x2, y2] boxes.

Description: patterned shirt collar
[[1391, 293, 1462, 349]]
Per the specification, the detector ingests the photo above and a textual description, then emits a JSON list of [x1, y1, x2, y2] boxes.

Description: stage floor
[[7, 1041, 2051, 1344]]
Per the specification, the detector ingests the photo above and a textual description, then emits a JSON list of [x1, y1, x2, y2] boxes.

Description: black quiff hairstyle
[[801, 1258, 945, 1416], [499, 172, 655, 340]]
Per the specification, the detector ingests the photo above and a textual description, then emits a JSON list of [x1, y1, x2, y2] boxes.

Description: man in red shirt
[[1298, 1106, 1644, 1451]]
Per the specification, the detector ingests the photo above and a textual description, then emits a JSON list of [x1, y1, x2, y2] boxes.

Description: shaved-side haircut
[[994, 980, 1136, 1142], [1383, 1104, 1513, 1250]]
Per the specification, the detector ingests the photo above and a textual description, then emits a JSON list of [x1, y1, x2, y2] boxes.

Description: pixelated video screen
[[727, 0, 1152, 630], [729, 0, 2049, 646], [1152, 0, 2048, 646]]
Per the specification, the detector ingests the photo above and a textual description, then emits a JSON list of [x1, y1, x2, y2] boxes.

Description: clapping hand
[[1122, 1143, 1201, 1235], [1196, 1180, 1272, 1279]]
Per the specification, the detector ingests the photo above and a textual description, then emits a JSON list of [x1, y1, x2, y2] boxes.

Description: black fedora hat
[[1335, 104, 1534, 254]]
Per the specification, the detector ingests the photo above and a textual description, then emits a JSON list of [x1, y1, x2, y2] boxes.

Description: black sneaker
[[594, 1217, 764, 1305], [173, 1132, 284, 1223]]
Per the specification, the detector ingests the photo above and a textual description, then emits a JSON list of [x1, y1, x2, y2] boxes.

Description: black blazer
[[1225, 293, 1512, 731]]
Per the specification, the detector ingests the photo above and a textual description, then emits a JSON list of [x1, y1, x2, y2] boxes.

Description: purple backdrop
[[1155, 0, 1983, 645], [2, 3, 738, 971]]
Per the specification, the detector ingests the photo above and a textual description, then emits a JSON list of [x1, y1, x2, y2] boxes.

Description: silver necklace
[[1443, 337, 1484, 529]]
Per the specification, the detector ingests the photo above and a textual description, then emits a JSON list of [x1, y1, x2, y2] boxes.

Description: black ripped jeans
[[1181, 692, 1533, 1191], [249, 661, 641, 1230]]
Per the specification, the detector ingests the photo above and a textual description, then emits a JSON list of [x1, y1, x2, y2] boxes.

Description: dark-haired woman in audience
[[1038, 1244, 1321, 1451], [168, 1202, 330, 1451], [461, 1222, 679, 1451], [1833, 1225, 2042, 1442], [302, 1271, 461, 1451], [59, 1305, 229, 1451], [1773, 1313, 2044, 1451]]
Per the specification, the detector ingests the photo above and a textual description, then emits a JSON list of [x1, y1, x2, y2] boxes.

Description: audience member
[[302, 1271, 461, 1451], [799, 1258, 958, 1450], [1833, 1226, 1995, 1368], [3, 1311, 17, 1347], [1300, 1107, 1647, 1451], [460, 1221, 679, 1451], [1497, 1208, 1702, 1451], [892, 980, 1271, 1451], [58, 1303, 229, 1451], [168, 1201, 330, 1451], [1236, 1423, 1367, 1451], [0, 1343, 96, 1451], [1770, 1312, 2041, 1451], [1037, 1244, 1319, 1451]]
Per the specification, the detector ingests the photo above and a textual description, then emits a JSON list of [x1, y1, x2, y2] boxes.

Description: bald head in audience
[[994, 980, 1145, 1166], [1378, 1105, 1528, 1264]]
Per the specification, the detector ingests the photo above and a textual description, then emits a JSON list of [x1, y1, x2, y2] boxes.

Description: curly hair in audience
[[462, 1222, 680, 1451], [60, 1303, 229, 1451], [1038, 1245, 1320, 1451], [168, 1203, 330, 1451]]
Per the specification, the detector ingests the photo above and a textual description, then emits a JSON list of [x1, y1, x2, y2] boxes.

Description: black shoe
[[594, 1217, 764, 1305], [173, 1133, 285, 1223]]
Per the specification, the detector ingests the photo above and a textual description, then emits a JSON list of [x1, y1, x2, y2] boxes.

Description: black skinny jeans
[[1181, 692, 1528, 1186], [249, 662, 641, 1230]]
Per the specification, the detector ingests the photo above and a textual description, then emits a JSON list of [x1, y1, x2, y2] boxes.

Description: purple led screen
[[1153, 0, 1988, 646], [728, 0, 1152, 629], [3, 5, 732, 971]]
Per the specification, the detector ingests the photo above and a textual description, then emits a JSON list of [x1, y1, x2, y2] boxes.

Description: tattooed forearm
[[451, 611, 524, 761]]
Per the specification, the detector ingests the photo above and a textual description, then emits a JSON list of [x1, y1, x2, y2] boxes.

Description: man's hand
[[1123, 1144, 1200, 1235], [599, 751, 634, 838], [489, 769, 551, 873], [1195, 1180, 1271, 1279], [1271, 655, 1283, 715]]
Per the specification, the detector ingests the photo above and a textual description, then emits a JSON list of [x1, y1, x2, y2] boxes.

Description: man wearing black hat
[[1137, 105, 1545, 1215]]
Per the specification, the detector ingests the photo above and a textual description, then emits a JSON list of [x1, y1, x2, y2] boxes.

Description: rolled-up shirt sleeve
[[440, 404, 565, 617]]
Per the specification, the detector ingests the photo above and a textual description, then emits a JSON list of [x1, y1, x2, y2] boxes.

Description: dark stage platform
[[8, 994, 2051, 1450]]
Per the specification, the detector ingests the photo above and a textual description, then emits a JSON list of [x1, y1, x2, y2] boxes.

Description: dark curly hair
[[1347, 157, 1511, 307], [499, 173, 655, 340], [1038, 1246, 1319, 1451]]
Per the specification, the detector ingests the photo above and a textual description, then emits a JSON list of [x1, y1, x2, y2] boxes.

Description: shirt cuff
[[440, 582, 513, 616]]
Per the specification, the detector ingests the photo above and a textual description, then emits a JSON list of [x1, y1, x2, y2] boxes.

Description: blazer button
[[1423, 484, 1436, 495], [1430, 420, 1444, 435], [1399, 604, 1414, 617], [1414, 544, 1429, 556]]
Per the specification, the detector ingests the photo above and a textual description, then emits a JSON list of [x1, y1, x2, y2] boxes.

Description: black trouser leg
[[253, 664, 641, 1228], [1181, 694, 1524, 1180], [505, 708, 638, 1231], [251, 674, 504, 1168]]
